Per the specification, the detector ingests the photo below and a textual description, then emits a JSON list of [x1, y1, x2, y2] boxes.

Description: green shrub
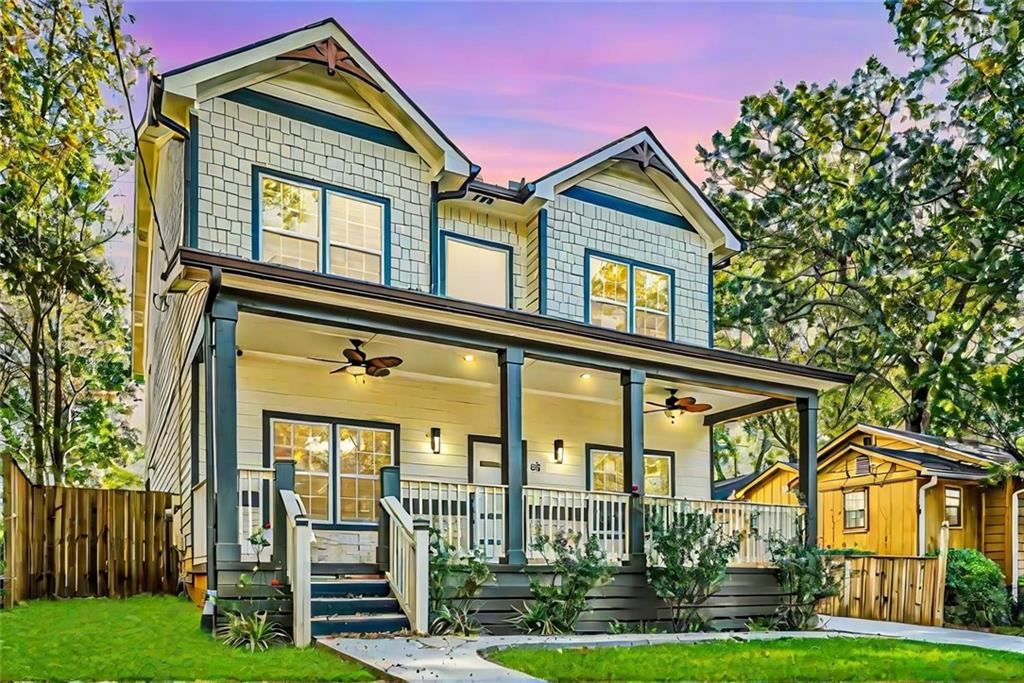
[[767, 532, 841, 630], [944, 548, 1011, 627], [645, 510, 739, 632], [427, 528, 493, 635], [508, 530, 615, 634], [217, 611, 288, 651]]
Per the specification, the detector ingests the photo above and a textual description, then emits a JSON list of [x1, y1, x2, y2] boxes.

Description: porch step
[[311, 596, 400, 617], [311, 613, 409, 636], [311, 578, 390, 598]]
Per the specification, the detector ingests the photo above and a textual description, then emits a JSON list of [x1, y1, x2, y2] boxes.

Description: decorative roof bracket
[[277, 38, 382, 91], [612, 141, 673, 176]]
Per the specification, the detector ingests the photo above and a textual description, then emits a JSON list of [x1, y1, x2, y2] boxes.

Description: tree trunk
[[27, 300, 45, 482]]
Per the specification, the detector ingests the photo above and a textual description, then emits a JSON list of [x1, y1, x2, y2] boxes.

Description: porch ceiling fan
[[308, 339, 403, 378], [645, 389, 711, 422]]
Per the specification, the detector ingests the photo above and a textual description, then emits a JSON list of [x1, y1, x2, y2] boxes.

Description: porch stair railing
[[380, 495, 429, 634], [279, 489, 313, 647], [238, 466, 274, 555], [399, 479, 507, 562], [644, 497, 804, 566], [524, 486, 631, 563]]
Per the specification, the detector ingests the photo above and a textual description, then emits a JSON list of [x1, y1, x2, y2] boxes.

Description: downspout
[[918, 475, 938, 555], [1012, 487, 1024, 589], [435, 164, 482, 202]]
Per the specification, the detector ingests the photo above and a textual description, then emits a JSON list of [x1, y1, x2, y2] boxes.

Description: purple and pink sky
[[127, 1, 904, 185]]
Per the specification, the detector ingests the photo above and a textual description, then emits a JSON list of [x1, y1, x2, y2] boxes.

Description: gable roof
[[712, 470, 762, 500], [862, 446, 991, 479], [159, 18, 472, 178], [531, 127, 744, 259], [731, 461, 798, 499], [818, 423, 1016, 468]]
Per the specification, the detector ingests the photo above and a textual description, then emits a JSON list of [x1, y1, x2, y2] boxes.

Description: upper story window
[[441, 232, 512, 308], [257, 169, 387, 284], [587, 252, 672, 340], [944, 486, 962, 528]]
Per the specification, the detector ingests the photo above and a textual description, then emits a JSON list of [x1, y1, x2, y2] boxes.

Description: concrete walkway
[[820, 615, 1024, 654]]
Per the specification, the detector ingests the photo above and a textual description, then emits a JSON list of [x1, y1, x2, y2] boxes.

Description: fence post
[[935, 521, 950, 626]]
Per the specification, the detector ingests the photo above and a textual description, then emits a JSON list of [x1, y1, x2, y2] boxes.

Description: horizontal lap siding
[[476, 567, 783, 634]]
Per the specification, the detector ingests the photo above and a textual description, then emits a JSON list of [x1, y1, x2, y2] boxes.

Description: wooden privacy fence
[[3, 457, 178, 607], [819, 523, 949, 626]]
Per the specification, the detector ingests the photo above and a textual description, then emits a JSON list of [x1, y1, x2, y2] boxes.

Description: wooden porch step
[[311, 613, 409, 636], [311, 596, 400, 617], [310, 578, 390, 598]]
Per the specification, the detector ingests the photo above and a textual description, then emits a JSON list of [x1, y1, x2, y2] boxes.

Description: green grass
[[0, 595, 375, 681], [488, 637, 1024, 682]]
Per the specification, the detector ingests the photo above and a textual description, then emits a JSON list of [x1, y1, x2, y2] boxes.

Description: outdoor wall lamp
[[553, 439, 564, 464], [430, 427, 442, 454]]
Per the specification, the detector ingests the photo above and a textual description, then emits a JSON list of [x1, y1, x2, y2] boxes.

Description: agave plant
[[217, 611, 288, 651]]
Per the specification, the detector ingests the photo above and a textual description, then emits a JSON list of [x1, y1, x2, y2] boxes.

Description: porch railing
[[238, 466, 274, 556], [399, 479, 507, 562], [280, 489, 312, 647], [524, 486, 631, 563], [644, 497, 804, 566], [380, 495, 429, 634]]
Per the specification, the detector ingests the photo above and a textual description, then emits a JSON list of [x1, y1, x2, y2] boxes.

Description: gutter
[[151, 75, 190, 139], [918, 475, 938, 555], [436, 164, 482, 202]]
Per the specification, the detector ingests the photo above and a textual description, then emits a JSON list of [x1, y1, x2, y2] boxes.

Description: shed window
[[442, 234, 511, 307], [843, 489, 867, 530], [588, 254, 672, 340], [944, 487, 962, 528]]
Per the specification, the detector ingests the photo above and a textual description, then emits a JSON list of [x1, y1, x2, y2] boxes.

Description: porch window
[[442, 233, 512, 308], [843, 489, 867, 530], [588, 253, 672, 340], [256, 169, 387, 282], [272, 420, 331, 522], [944, 486, 962, 528], [589, 446, 674, 495], [337, 425, 394, 522]]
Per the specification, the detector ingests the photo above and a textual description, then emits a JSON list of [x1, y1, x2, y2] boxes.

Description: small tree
[[646, 509, 740, 632], [427, 528, 493, 635], [767, 532, 840, 630], [508, 530, 614, 635]]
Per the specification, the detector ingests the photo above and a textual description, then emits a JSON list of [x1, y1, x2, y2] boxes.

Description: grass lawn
[[488, 637, 1024, 682], [0, 595, 375, 681]]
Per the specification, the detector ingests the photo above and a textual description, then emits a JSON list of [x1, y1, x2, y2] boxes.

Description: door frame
[[467, 434, 528, 484]]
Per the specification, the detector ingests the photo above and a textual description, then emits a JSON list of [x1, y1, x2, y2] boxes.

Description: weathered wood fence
[[819, 523, 949, 626], [2, 457, 178, 607]]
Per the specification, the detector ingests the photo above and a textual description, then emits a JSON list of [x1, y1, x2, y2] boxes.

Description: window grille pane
[[261, 177, 320, 237], [590, 258, 629, 303], [644, 455, 671, 496], [263, 232, 320, 271], [590, 301, 628, 332], [634, 268, 669, 312], [635, 310, 670, 339]]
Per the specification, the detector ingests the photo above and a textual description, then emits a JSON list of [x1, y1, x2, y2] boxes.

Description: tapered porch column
[[797, 394, 819, 546], [499, 348, 526, 565], [212, 299, 241, 563], [622, 369, 646, 564]]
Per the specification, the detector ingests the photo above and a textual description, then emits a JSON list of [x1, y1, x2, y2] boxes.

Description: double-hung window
[[589, 446, 674, 496], [843, 489, 867, 530], [257, 170, 386, 283], [588, 253, 672, 340], [271, 416, 396, 525]]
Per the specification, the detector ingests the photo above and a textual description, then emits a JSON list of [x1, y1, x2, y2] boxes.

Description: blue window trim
[[222, 88, 415, 153], [262, 410, 401, 528], [251, 165, 391, 285], [584, 249, 675, 341], [562, 185, 697, 233], [537, 209, 548, 315], [187, 112, 199, 248], [439, 230, 515, 309]]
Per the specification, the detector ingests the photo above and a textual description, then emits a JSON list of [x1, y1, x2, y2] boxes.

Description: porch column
[[212, 298, 241, 564], [797, 394, 819, 546], [499, 348, 526, 565], [272, 458, 295, 567], [622, 369, 646, 564]]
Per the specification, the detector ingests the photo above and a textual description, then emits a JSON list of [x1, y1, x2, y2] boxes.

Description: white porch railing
[[381, 495, 429, 634], [524, 486, 631, 564], [280, 489, 313, 647], [238, 467, 274, 556], [399, 479, 507, 562], [644, 497, 804, 566]]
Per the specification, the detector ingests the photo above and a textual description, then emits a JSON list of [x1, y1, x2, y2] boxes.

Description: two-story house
[[134, 18, 852, 641]]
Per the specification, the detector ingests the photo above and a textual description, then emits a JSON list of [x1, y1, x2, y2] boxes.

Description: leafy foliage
[[217, 611, 289, 652], [427, 528, 493, 635], [645, 510, 739, 632], [0, 0, 147, 483], [943, 548, 1011, 627], [507, 530, 615, 635], [767, 532, 841, 630]]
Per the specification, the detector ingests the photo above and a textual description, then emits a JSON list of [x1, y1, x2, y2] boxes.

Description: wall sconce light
[[430, 427, 442, 454], [553, 439, 564, 464]]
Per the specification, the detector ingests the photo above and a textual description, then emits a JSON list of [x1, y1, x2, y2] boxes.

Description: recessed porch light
[[579, 372, 592, 380], [462, 354, 475, 362]]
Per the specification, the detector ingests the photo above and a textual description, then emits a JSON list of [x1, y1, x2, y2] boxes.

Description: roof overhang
[[531, 127, 743, 260], [731, 461, 798, 500], [818, 423, 996, 468], [159, 18, 472, 179]]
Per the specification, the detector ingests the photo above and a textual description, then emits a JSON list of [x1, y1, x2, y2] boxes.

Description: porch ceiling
[[236, 313, 771, 415]]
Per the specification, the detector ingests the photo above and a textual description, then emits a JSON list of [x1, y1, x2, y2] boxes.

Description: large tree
[[701, 9, 1022, 459], [0, 0, 147, 483]]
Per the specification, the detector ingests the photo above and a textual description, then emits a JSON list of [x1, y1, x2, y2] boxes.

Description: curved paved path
[[320, 622, 1022, 682]]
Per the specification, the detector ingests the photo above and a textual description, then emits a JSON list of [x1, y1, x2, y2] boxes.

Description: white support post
[[413, 519, 430, 635]]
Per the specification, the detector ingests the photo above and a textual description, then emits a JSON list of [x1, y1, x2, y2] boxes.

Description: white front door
[[470, 439, 504, 560]]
